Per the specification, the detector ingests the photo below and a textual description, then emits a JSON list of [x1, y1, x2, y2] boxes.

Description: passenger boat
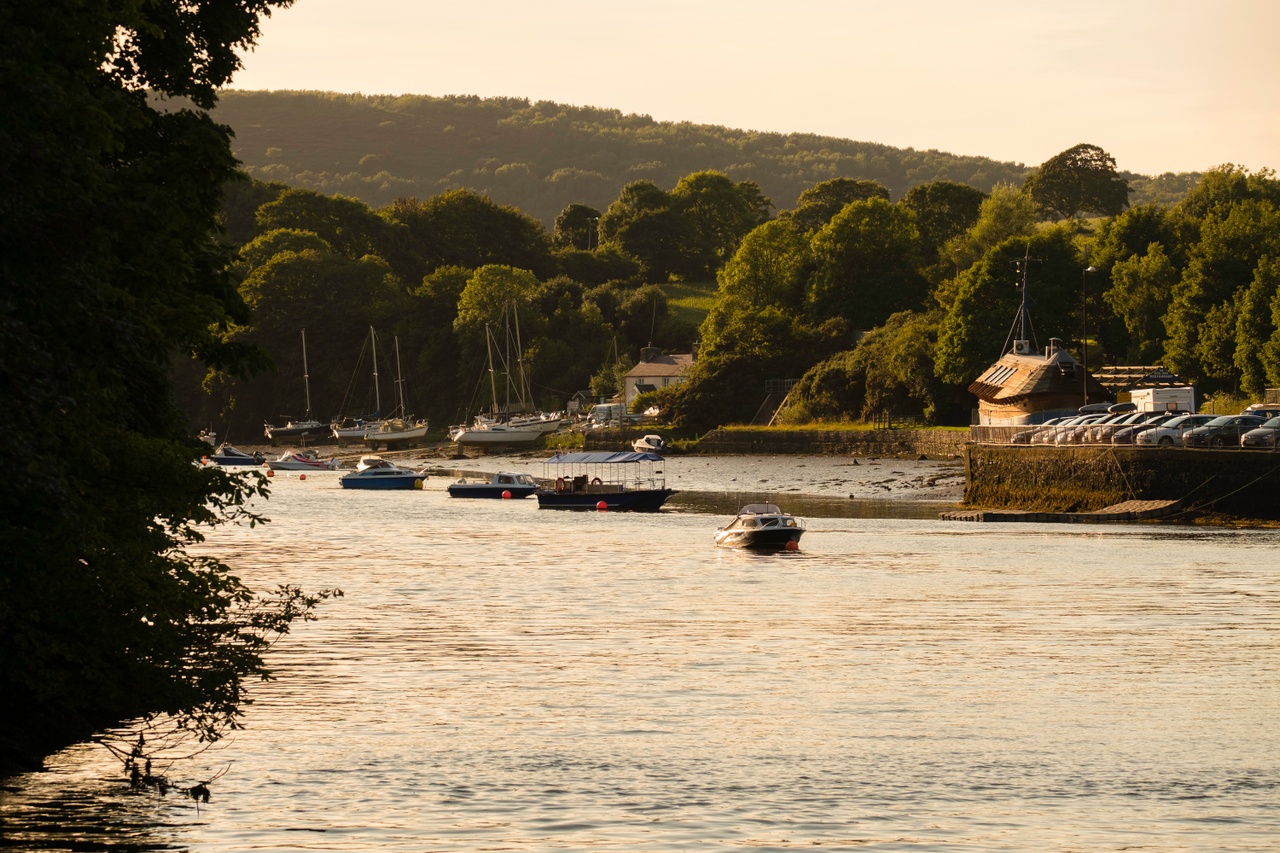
[[206, 443, 265, 466], [535, 451, 675, 511], [339, 456, 426, 490], [266, 449, 340, 472], [447, 472, 540, 499], [713, 504, 805, 550]]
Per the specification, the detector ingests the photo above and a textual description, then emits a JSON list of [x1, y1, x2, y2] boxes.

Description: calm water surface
[[3, 456, 1278, 851]]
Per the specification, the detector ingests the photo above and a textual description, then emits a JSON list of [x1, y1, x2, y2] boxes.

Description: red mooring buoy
[[596, 500, 608, 511], [785, 539, 799, 551], [266, 468, 275, 477], [299, 473, 307, 481], [502, 490, 512, 499]]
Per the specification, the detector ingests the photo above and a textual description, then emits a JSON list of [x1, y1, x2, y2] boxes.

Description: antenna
[[1004, 245, 1043, 355]]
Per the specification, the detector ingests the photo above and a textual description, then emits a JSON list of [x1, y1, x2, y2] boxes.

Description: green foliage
[[806, 197, 927, 329], [939, 183, 1040, 282], [1023, 143, 1131, 221], [552, 203, 602, 250], [935, 229, 1082, 384], [1103, 243, 1180, 363], [384, 191, 555, 279], [899, 181, 987, 279], [670, 171, 773, 278], [785, 178, 891, 233], [0, 0, 344, 774], [782, 311, 957, 425], [211, 91, 1035, 227]]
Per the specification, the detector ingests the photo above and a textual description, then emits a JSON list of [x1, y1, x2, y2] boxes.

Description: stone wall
[[965, 444, 1280, 519], [693, 428, 968, 459]]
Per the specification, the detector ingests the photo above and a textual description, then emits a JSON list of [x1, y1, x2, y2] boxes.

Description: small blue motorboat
[[447, 472, 540, 499], [339, 456, 426, 490]]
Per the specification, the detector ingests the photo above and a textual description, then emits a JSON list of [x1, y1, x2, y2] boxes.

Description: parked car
[[1182, 414, 1269, 448], [1112, 412, 1184, 445], [1054, 413, 1109, 445], [1135, 413, 1217, 447], [1087, 411, 1152, 443], [1240, 416, 1280, 449], [1011, 417, 1067, 444]]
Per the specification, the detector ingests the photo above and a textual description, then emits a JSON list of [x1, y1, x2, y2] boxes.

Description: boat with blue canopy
[[536, 451, 674, 511]]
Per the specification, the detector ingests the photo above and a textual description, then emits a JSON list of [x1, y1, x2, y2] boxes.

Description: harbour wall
[[964, 444, 1280, 520]]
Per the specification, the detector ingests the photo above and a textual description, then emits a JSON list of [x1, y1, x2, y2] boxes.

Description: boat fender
[[591, 476, 603, 485], [555, 477, 566, 493]]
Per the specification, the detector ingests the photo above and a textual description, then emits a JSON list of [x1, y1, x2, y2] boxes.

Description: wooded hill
[[212, 91, 1196, 226]]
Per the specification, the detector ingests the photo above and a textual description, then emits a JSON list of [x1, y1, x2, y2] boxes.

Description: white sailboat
[[363, 335, 429, 449], [450, 307, 547, 447], [332, 327, 387, 445], [264, 328, 328, 444]]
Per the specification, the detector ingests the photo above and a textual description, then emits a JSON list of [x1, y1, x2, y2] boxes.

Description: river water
[[3, 454, 1278, 851]]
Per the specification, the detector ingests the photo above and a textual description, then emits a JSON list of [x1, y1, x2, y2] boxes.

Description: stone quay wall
[[964, 444, 1280, 520]]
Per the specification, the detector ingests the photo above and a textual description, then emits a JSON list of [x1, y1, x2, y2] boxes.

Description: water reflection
[[3, 458, 1278, 851]]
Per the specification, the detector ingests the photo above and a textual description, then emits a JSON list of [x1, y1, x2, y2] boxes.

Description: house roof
[[1091, 365, 1189, 392], [969, 344, 1109, 404], [624, 353, 693, 379]]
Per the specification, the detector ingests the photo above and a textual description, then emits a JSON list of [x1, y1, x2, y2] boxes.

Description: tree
[[1103, 243, 1179, 363], [1, 0, 337, 774], [899, 181, 986, 274], [384, 191, 555, 279], [1023, 143, 1131, 221], [806, 198, 927, 330], [938, 183, 1040, 289], [935, 230, 1082, 385], [786, 178, 891, 233], [552, 203, 603, 250], [713, 218, 812, 311], [670, 171, 773, 277]]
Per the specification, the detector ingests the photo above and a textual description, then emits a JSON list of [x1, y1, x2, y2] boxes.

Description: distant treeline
[[212, 91, 1197, 226]]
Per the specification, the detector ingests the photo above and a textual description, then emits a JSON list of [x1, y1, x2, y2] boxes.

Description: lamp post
[[1082, 265, 1097, 406], [587, 216, 599, 251]]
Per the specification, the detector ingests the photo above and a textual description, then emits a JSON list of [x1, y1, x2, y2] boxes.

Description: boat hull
[[340, 474, 425, 490], [448, 483, 538, 499], [536, 488, 675, 511], [451, 427, 545, 446], [713, 528, 804, 550]]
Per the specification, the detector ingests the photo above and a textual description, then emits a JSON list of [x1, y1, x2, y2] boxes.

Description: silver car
[[1240, 416, 1280, 449]]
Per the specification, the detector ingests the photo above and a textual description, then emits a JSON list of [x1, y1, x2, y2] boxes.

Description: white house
[[622, 348, 694, 406]]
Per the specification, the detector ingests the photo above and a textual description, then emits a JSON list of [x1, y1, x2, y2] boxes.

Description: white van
[[586, 403, 637, 426]]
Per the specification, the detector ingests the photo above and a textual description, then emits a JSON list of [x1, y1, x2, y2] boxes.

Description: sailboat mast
[[301, 328, 312, 420], [512, 301, 531, 413], [485, 323, 498, 416], [370, 327, 381, 415], [394, 335, 406, 417]]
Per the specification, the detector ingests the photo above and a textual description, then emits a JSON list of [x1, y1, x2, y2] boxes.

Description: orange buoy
[[596, 500, 608, 510], [502, 490, 512, 499], [266, 468, 274, 477], [785, 539, 799, 551], [299, 473, 307, 481], [201, 456, 208, 464]]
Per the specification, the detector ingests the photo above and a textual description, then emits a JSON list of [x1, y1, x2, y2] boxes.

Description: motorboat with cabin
[[632, 434, 668, 453], [266, 449, 340, 471], [535, 451, 675, 511], [205, 443, 265, 466], [339, 456, 427, 490], [447, 472, 540, 499], [713, 504, 805, 550]]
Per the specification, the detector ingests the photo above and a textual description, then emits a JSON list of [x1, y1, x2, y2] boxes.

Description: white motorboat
[[714, 504, 805, 550], [266, 449, 340, 471], [632, 434, 667, 453]]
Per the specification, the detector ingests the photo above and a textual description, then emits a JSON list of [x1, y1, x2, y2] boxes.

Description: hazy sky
[[227, 0, 1279, 176]]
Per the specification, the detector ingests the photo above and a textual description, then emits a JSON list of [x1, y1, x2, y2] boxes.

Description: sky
[[226, 0, 1280, 176]]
